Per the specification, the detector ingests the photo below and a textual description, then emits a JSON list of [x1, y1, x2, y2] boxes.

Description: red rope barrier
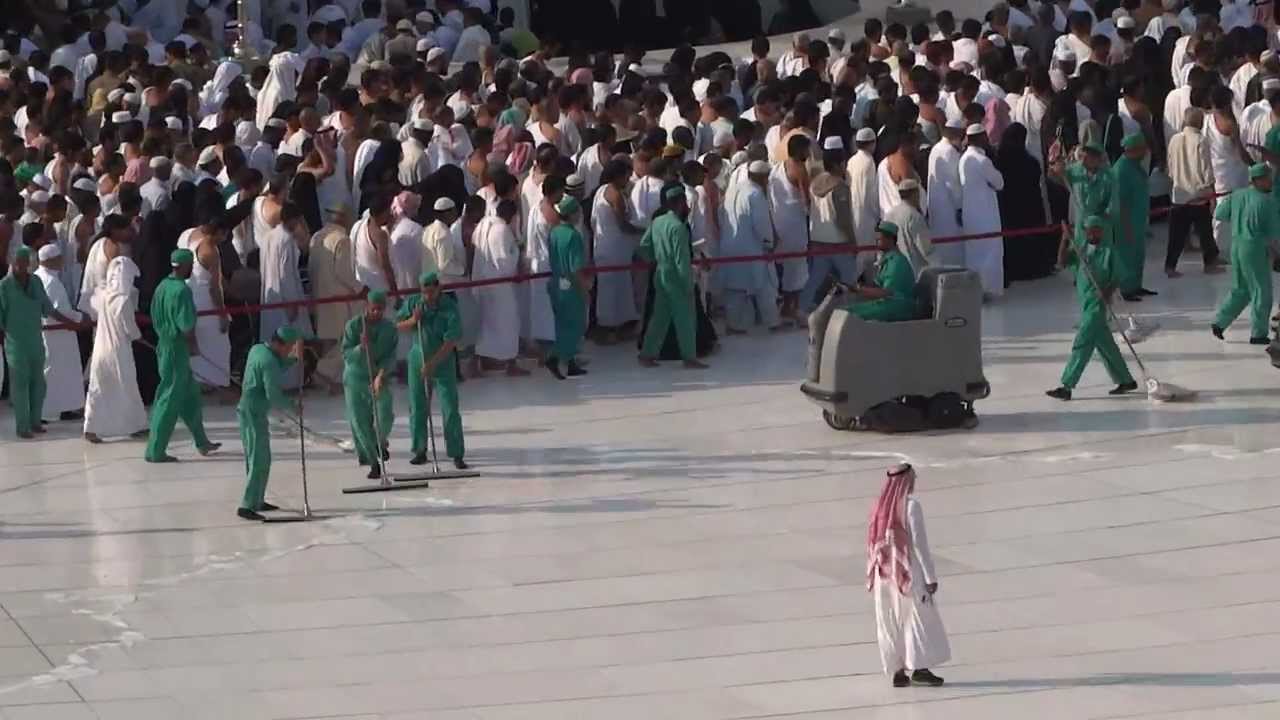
[[38, 193, 1216, 332]]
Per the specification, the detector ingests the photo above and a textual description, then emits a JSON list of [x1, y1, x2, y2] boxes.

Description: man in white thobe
[[399, 119, 435, 187], [258, 205, 313, 389], [35, 244, 86, 421], [958, 125, 1006, 298], [352, 196, 398, 297], [422, 196, 478, 355], [140, 156, 173, 214], [847, 128, 881, 254], [83, 256, 149, 443], [721, 161, 782, 333], [867, 463, 950, 688], [926, 121, 965, 267], [470, 200, 528, 375]]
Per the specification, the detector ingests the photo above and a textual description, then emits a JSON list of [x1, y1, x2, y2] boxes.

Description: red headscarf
[[866, 463, 916, 595]]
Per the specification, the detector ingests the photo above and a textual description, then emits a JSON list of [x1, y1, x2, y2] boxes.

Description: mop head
[[1122, 315, 1160, 344], [1146, 377, 1197, 402]]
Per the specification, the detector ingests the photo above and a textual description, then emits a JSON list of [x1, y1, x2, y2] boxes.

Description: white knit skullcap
[[986, 34, 1007, 48], [966, 123, 985, 136], [417, 38, 434, 52], [1264, 78, 1280, 90], [38, 244, 61, 261], [165, 116, 184, 131], [855, 127, 876, 142], [433, 197, 456, 211], [197, 146, 219, 165], [822, 136, 844, 150], [413, 117, 434, 131], [149, 156, 171, 168], [31, 174, 51, 190], [1116, 16, 1136, 29], [123, 92, 140, 104], [945, 117, 966, 131], [748, 160, 771, 175], [73, 178, 97, 192], [426, 47, 446, 62], [111, 110, 133, 123]]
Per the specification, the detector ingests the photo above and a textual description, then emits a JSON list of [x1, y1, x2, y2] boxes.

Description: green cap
[[14, 246, 32, 261], [1081, 142, 1104, 155], [368, 289, 388, 305], [170, 248, 194, 266], [13, 163, 37, 186], [876, 221, 899, 236], [419, 270, 440, 286], [274, 325, 301, 344], [1120, 133, 1145, 150], [663, 185, 686, 201], [1250, 163, 1271, 180], [556, 195, 580, 216], [1084, 215, 1106, 230]]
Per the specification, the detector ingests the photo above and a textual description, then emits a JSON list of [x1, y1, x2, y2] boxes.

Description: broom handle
[[362, 316, 388, 477], [1072, 236, 1151, 379]]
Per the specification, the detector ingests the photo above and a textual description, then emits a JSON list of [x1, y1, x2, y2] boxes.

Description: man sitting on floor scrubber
[[845, 221, 918, 322]]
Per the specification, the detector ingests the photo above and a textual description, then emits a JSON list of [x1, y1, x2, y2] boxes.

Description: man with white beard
[[35, 245, 86, 422]]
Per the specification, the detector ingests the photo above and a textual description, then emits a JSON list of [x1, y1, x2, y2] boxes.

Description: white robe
[[591, 186, 639, 327], [423, 219, 477, 347], [351, 213, 390, 291], [77, 238, 112, 320], [524, 203, 556, 342], [255, 52, 302, 130], [846, 150, 880, 247], [36, 267, 85, 416], [84, 257, 148, 438], [719, 181, 776, 293], [768, 164, 810, 293], [188, 243, 231, 388], [873, 496, 951, 674], [926, 140, 964, 267], [958, 146, 1005, 296], [258, 226, 311, 388], [471, 216, 521, 360], [398, 137, 433, 187]]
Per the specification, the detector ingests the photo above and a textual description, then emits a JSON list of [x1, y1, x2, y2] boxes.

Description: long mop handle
[[296, 381, 311, 517], [416, 318, 441, 473], [362, 316, 389, 482], [1072, 238, 1152, 379]]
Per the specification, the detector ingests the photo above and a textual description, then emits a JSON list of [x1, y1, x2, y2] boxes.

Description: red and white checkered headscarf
[[866, 463, 916, 595]]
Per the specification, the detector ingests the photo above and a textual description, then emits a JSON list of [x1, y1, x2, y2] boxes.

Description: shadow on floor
[[945, 672, 1280, 689]]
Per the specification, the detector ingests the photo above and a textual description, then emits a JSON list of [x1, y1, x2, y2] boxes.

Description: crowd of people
[[0, 0, 1279, 506]]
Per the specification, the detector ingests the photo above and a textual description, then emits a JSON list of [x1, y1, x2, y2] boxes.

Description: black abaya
[[996, 123, 1057, 282]]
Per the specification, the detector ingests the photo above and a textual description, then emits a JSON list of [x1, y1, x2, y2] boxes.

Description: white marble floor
[[4, 243, 1280, 719]]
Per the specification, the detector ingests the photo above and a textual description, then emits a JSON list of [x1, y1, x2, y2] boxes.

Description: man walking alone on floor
[[236, 325, 304, 521]]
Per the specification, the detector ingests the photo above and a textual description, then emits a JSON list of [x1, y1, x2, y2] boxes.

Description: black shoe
[[911, 669, 944, 687], [1121, 293, 1143, 302], [59, 410, 83, 421], [892, 670, 910, 688], [367, 465, 382, 480], [1046, 387, 1072, 401], [1109, 381, 1139, 395], [567, 361, 587, 377], [237, 508, 264, 521], [145, 454, 179, 463], [1138, 288, 1158, 296], [1250, 336, 1271, 345], [197, 442, 222, 456], [546, 358, 565, 380], [1211, 324, 1225, 340], [410, 452, 428, 466], [257, 502, 279, 512], [453, 458, 469, 470]]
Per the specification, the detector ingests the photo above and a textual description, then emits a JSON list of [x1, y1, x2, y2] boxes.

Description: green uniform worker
[[1211, 163, 1280, 344], [236, 326, 303, 521], [343, 289, 397, 478], [1055, 143, 1114, 252], [1047, 215, 1138, 400], [396, 272, 467, 469], [1111, 133, 1153, 298], [145, 249, 219, 462], [637, 186, 708, 368], [846, 222, 918, 321], [545, 195, 591, 378], [0, 247, 80, 438]]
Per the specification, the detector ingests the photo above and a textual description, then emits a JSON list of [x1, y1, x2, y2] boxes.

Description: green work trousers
[[1213, 246, 1273, 338], [548, 288, 587, 363], [1060, 309, 1135, 388], [407, 348, 464, 460], [237, 408, 271, 510], [5, 342, 45, 435], [639, 285, 695, 361], [145, 339, 211, 461], [344, 379, 393, 466]]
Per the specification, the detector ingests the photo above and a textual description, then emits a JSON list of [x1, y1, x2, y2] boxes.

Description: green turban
[[1120, 133, 1145, 150], [274, 325, 301, 344], [170, 248, 194, 266], [1249, 163, 1271, 180], [877, 221, 899, 236], [419, 271, 440, 286], [556, 195, 580, 217], [1084, 215, 1106, 230], [368, 289, 388, 305]]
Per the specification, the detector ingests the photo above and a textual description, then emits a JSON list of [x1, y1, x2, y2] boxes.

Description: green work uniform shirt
[[238, 344, 296, 417], [548, 223, 588, 296], [637, 212, 694, 294], [341, 314, 398, 382], [150, 275, 198, 342], [0, 272, 54, 356], [397, 293, 462, 377]]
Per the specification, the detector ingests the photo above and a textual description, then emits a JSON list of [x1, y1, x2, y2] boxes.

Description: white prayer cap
[[627, 62, 643, 74], [1112, 7, 1129, 20], [30, 190, 49, 204], [73, 178, 97, 192], [31, 174, 51, 190], [433, 197, 456, 211], [197, 146, 219, 165], [395, 19, 413, 32], [170, 78, 193, 90], [149, 156, 171, 169], [412, 117, 434, 131], [1117, 16, 1136, 29], [827, 28, 846, 42], [165, 116, 184, 131], [266, 117, 287, 129], [898, 178, 921, 191], [747, 160, 771, 175], [822, 136, 844, 151], [108, 88, 126, 103], [111, 110, 133, 124], [1264, 78, 1280, 90], [416, 11, 436, 26], [37, 244, 61, 261], [426, 47, 446, 62], [986, 34, 1007, 48], [124, 92, 141, 105], [566, 173, 584, 189], [417, 38, 434, 52], [965, 123, 986, 136], [945, 117, 966, 131], [855, 127, 876, 143], [730, 150, 748, 167]]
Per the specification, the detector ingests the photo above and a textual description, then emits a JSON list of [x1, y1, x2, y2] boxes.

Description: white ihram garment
[[768, 164, 810, 293], [1206, 113, 1249, 255], [874, 497, 951, 674], [188, 247, 231, 387], [471, 216, 520, 361], [926, 140, 963, 267], [35, 267, 85, 416], [524, 203, 556, 342], [591, 186, 639, 328], [84, 257, 148, 438], [846, 149, 881, 248], [258, 226, 311, 388], [958, 146, 1005, 296]]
